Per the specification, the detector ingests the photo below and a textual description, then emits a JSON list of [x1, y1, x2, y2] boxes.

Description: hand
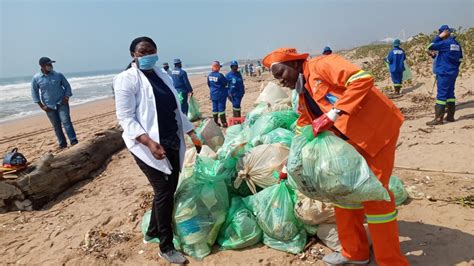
[[41, 105, 51, 112], [62, 97, 69, 104], [189, 131, 202, 153], [439, 29, 450, 39], [312, 109, 340, 136], [147, 141, 166, 160]]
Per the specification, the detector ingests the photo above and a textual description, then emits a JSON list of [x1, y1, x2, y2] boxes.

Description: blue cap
[[173, 59, 182, 64], [39, 57, 55, 65], [230, 60, 238, 66], [323, 46, 332, 54], [393, 39, 401, 46], [438, 25, 453, 33]]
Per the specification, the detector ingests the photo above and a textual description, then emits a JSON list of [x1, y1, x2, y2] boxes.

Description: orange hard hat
[[262, 48, 309, 68]]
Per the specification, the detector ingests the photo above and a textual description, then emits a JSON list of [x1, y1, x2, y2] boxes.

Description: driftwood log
[[1, 127, 125, 211]]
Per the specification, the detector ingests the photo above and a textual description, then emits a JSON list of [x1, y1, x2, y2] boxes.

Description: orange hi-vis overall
[[297, 54, 409, 266]]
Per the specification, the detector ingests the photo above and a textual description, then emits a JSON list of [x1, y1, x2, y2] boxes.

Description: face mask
[[295, 73, 305, 93], [45, 65, 53, 72], [137, 54, 159, 70]]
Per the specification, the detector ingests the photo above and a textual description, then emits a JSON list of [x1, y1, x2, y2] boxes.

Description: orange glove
[[190, 133, 202, 153]]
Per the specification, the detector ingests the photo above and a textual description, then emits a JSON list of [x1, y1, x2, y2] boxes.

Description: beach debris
[[81, 227, 131, 256]]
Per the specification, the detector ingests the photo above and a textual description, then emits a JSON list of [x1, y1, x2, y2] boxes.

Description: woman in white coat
[[113, 36, 201, 264]]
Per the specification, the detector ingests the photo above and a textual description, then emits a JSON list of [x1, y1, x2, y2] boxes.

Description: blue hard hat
[[393, 39, 401, 46], [323, 46, 332, 53], [438, 25, 454, 33], [173, 59, 182, 64], [230, 60, 238, 66]]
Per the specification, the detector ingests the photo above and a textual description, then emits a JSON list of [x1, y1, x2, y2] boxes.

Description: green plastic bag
[[291, 90, 299, 113], [258, 128, 294, 147], [263, 229, 307, 254], [217, 197, 263, 250], [402, 62, 412, 81], [173, 156, 230, 259], [389, 176, 408, 206], [249, 111, 299, 142], [187, 95, 202, 122], [287, 127, 390, 204], [244, 102, 269, 127], [243, 181, 301, 242]]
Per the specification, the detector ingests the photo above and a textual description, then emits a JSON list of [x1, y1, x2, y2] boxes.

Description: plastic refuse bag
[[263, 229, 307, 254], [402, 62, 413, 81], [217, 197, 262, 250], [255, 82, 289, 106], [243, 181, 301, 241], [294, 192, 335, 226], [291, 90, 299, 113], [287, 126, 390, 204], [249, 111, 298, 142], [225, 124, 243, 140], [269, 97, 293, 112], [187, 95, 202, 122], [235, 144, 289, 194], [316, 223, 341, 252], [196, 119, 225, 152], [244, 102, 270, 127], [173, 156, 230, 259], [259, 128, 294, 148], [389, 175, 408, 206]]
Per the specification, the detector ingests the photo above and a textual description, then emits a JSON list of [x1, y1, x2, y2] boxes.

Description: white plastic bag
[[255, 82, 289, 106], [235, 144, 289, 194], [294, 192, 335, 225]]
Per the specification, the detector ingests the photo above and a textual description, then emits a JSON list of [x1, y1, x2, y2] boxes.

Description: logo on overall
[[393, 50, 404, 55], [450, 44, 460, 51], [209, 76, 218, 82]]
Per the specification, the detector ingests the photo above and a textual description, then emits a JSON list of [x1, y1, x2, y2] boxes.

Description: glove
[[312, 108, 340, 136], [190, 134, 202, 154]]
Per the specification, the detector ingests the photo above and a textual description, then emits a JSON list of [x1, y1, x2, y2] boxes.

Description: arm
[[182, 71, 193, 93], [386, 51, 393, 64], [60, 73, 73, 97], [31, 77, 48, 111], [427, 36, 450, 52], [316, 56, 373, 115]]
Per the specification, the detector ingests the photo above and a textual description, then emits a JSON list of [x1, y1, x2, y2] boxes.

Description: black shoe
[[159, 249, 187, 264], [219, 113, 228, 128], [445, 102, 455, 122], [212, 114, 221, 127], [426, 104, 445, 126], [71, 140, 78, 146]]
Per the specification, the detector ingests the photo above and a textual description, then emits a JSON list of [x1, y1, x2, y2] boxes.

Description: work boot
[[322, 252, 369, 265], [213, 113, 221, 127], [394, 85, 402, 95], [219, 113, 228, 128], [445, 102, 456, 122], [233, 110, 241, 118], [159, 249, 187, 264], [426, 104, 445, 126]]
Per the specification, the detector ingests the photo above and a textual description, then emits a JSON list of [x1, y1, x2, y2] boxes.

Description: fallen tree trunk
[[11, 127, 125, 209]]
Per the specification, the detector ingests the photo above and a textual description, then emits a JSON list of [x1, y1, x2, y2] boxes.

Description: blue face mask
[[137, 54, 159, 70]]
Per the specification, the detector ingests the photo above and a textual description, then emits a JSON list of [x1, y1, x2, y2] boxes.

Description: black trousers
[[133, 149, 180, 252]]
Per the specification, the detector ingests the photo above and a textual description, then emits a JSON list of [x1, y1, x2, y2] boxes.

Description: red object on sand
[[228, 117, 245, 126]]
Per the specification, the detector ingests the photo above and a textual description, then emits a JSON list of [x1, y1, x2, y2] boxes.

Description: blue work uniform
[[225, 71, 245, 111], [207, 71, 228, 114], [385, 46, 406, 86], [427, 36, 463, 105], [171, 67, 193, 114]]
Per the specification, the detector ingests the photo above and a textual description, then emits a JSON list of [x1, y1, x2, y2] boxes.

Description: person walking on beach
[[171, 59, 193, 115], [113, 36, 202, 264], [225, 60, 245, 118], [162, 62, 171, 76], [31, 57, 78, 149], [263, 48, 408, 266], [426, 24, 463, 125], [207, 61, 228, 127], [385, 39, 406, 95]]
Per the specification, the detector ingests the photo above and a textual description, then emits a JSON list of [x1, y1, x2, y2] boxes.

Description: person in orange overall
[[263, 48, 409, 266]]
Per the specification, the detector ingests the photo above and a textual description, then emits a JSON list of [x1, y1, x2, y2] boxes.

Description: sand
[[0, 68, 473, 265]]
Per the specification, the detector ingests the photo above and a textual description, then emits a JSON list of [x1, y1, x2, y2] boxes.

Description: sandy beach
[[0, 61, 473, 265]]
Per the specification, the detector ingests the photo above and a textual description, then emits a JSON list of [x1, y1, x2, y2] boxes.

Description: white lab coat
[[113, 63, 194, 174]]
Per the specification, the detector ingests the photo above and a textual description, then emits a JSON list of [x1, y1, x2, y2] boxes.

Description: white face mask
[[45, 65, 53, 72]]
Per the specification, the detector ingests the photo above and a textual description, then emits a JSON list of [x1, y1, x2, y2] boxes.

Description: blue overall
[[225, 71, 245, 111], [207, 71, 228, 114], [385, 46, 405, 86], [171, 67, 193, 114], [427, 36, 463, 105]]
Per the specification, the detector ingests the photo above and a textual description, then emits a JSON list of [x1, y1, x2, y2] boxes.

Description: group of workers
[[31, 23, 463, 265]]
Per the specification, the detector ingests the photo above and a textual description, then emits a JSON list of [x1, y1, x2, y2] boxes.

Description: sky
[[0, 0, 472, 78]]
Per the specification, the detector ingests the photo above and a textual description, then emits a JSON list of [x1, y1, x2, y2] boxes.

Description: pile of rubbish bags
[[140, 82, 409, 260]]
